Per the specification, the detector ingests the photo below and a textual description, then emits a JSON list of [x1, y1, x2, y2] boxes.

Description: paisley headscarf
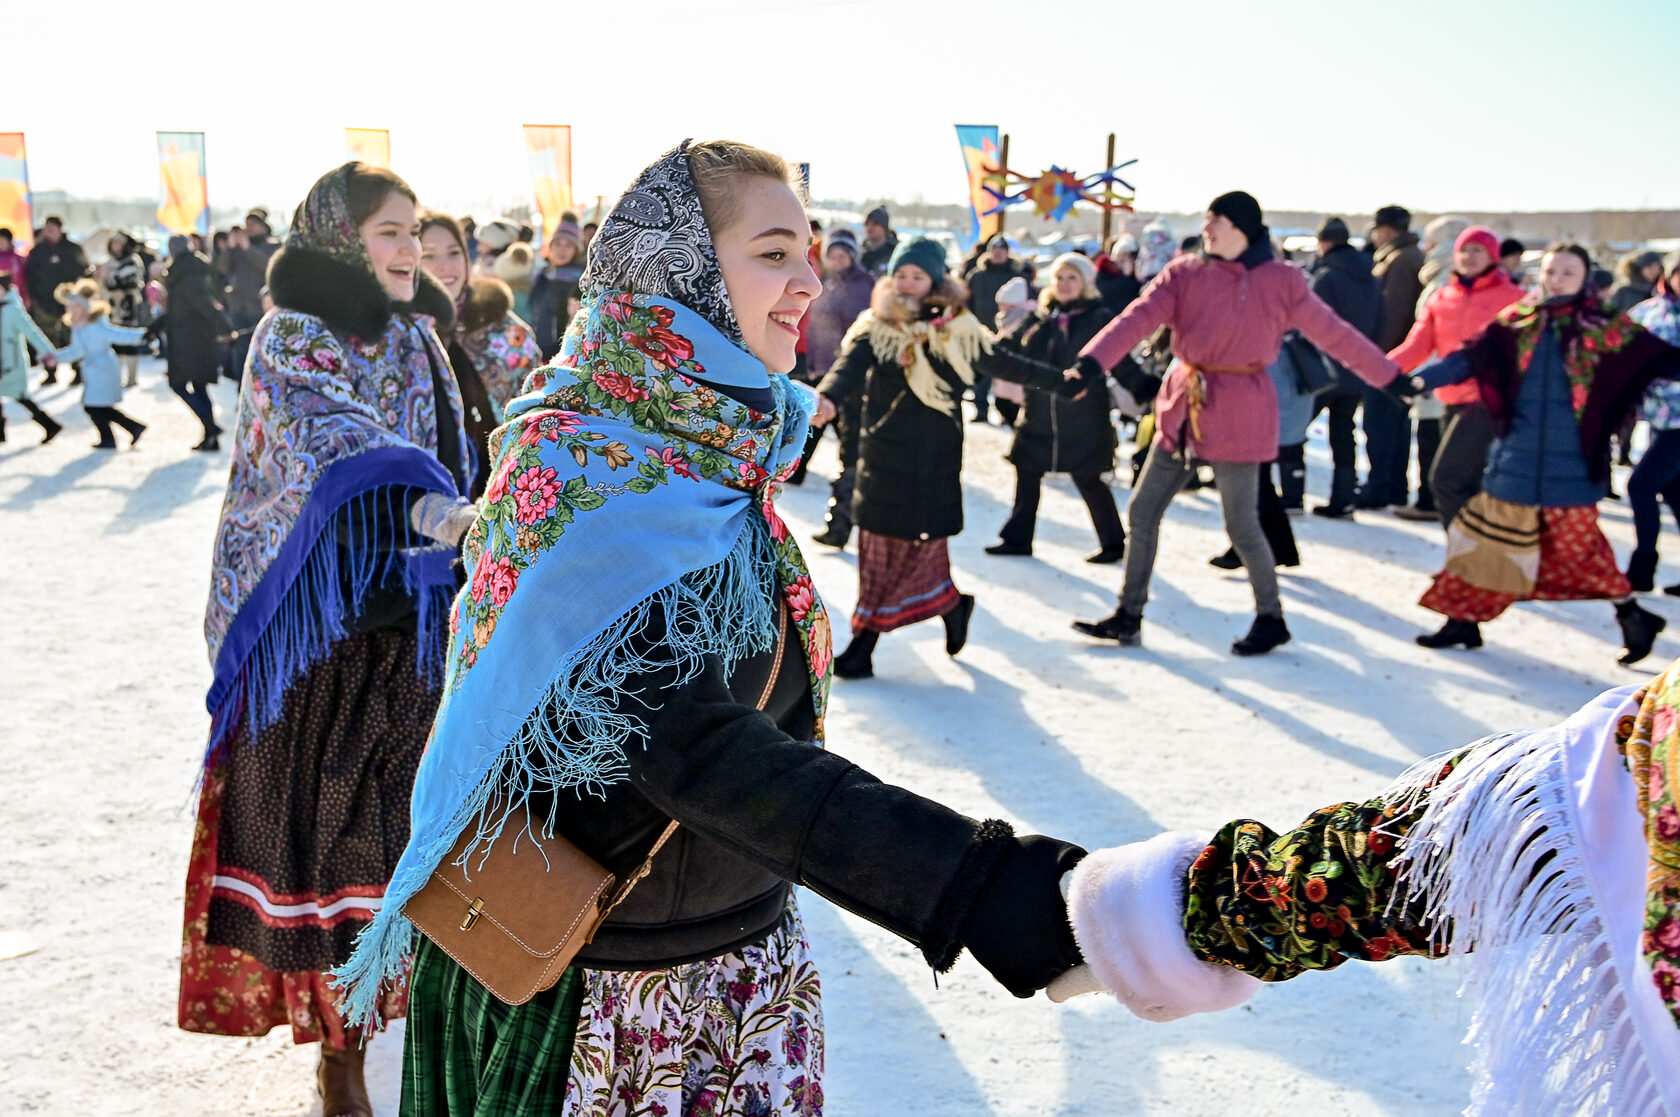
[[201, 163, 470, 745], [580, 140, 744, 348], [335, 143, 834, 1027]]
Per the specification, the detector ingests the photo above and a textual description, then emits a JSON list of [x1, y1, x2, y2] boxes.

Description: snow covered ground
[[3, 356, 1670, 1115]]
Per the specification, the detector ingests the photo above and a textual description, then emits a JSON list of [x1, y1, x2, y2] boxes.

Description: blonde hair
[[685, 140, 803, 236]]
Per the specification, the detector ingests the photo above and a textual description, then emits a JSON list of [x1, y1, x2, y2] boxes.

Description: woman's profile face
[[1540, 251, 1587, 301], [420, 226, 468, 303], [712, 176, 822, 374], [358, 192, 422, 303], [892, 264, 933, 301]]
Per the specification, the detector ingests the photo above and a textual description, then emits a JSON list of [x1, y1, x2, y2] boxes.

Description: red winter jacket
[[1388, 268, 1525, 407], [1081, 250, 1398, 462]]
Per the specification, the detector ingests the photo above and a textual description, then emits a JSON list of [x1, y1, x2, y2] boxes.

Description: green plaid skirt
[[400, 937, 584, 1117]]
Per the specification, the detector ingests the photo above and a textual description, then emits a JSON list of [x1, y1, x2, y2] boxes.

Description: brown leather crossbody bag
[[405, 600, 789, 1005]]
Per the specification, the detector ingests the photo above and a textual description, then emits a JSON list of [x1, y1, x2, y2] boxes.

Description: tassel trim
[[1388, 730, 1672, 1117], [331, 511, 783, 1030]]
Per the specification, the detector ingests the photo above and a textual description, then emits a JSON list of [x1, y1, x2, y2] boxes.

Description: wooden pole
[[1099, 132, 1116, 248], [994, 133, 1010, 240]]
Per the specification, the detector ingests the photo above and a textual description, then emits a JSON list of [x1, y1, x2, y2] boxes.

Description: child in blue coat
[[54, 279, 148, 449]]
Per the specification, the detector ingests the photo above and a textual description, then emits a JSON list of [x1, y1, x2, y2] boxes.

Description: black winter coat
[[981, 297, 1120, 476], [156, 252, 230, 388], [1309, 244, 1383, 398], [554, 596, 1086, 997]]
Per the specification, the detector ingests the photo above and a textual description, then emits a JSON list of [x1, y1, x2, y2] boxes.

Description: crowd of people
[[8, 144, 1680, 1115]]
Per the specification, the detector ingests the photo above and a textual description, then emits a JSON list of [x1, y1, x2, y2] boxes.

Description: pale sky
[[12, 0, 1677, 223]]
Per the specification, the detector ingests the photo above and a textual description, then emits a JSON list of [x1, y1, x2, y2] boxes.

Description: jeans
[[172, 379, 218, 439], [999, 469, 1125, 551], [1120, 446, 1279, 617], [1360, 385, 1411, 506], [1629, 427, 1680, 557]]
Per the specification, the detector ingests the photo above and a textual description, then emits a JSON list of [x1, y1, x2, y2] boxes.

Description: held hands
[[1384, 373, 1422, 406], [411, 493, 480, 548], [812, 395, 838, 428]]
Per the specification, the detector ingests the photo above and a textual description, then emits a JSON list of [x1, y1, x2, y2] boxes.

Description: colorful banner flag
[[522, 125, 573, 239], [954, 124, 1002, 242], [346, 128, 390, 168], [0, 133, 32, 252], [156, 131, 210, 237]]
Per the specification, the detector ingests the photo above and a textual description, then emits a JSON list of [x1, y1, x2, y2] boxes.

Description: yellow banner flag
[[156, 132, 209, 236], [523, 125, 573, 237], [346, 128, 390, 168], [0, 133, 32, 252]]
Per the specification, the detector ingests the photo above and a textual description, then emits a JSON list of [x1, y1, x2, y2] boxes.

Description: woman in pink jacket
[[1388, 225, 1525, 527], [1072, 192, 1404, 655]]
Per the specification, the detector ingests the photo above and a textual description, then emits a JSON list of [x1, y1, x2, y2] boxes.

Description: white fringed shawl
[[1390, 685, 1680, 1117]]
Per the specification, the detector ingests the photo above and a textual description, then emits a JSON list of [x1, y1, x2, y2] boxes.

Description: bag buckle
[[460, 897, 485, 932]]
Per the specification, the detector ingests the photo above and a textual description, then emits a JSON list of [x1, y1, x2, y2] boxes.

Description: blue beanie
[[887, 236, 948, 285]]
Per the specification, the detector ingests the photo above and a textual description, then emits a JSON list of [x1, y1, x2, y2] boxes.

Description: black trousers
[[85, 404, 144, 445], [1312, 393, 1360, 471], [1413, 417, 1442, 511], [171, 379, 219, 439], [999, 468, 1125, 551], [1429, 403, 1497, 528]]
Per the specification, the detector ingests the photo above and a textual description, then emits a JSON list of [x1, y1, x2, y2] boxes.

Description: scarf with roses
[[1503, 291, 1627, 419], [334, 287, 834, 1026], [1623, 663, 1680, 1030]]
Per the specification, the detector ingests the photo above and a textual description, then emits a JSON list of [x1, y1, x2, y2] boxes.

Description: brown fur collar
[[460, 276, 514, 336], [867, 275, 970, 325]]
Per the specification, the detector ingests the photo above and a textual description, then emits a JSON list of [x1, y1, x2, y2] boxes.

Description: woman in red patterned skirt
[[813, 237, 1067, 678], [1407, 243, 1680, 665]]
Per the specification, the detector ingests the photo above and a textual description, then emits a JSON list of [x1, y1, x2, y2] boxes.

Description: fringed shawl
[[1386, 683, 1680, 1115], [332, 288, 835, 1028], [203, 165, 472, 749], [844, 283, 992, 418]]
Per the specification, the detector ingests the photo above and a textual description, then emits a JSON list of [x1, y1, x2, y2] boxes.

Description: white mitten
[[1064, 831, 1262, 1021], [410, 492, 479, 547]]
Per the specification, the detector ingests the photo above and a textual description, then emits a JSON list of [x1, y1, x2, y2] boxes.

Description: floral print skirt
[[1421, 504, 1630, 622], [404, 901, 824, 1116]]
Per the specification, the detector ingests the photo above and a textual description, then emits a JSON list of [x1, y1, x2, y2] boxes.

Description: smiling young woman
[[177, 162, 479, 1117], [337, 140, 1090, 1117]]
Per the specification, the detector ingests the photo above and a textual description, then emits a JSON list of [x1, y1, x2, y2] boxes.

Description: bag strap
[[597, 597, 790, 920]]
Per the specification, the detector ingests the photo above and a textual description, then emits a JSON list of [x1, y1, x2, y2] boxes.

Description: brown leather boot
[[318, 1042, 373, 1117]]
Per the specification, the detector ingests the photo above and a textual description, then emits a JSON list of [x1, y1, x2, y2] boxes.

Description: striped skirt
[[851, 530, 960, 634]]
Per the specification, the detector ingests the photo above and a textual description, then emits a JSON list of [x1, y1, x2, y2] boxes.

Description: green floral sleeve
[[1183, 753, 1468, 981]]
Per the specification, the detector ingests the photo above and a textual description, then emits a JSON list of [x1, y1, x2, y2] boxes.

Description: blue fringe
[[206, 486, 455, 761], [331, 511, 781, 1030]]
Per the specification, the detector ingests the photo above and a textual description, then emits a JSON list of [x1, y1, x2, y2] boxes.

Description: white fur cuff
[[1066, 831, 1263, 1022]]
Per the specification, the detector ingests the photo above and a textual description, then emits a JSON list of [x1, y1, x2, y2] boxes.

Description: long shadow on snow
[[104, 453, 228, 534], [0, 451, 116, 512], [796, 896, 997, 1113]]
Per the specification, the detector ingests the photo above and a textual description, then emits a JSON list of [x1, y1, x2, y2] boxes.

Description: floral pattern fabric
[[1183, 755, 1463, 981], [563, 903, 824, 1117], [460, 311, 543, 411], [1627, 294, 1680, 430], [1502, 294, 1637, 420], [1623, 667, 1680, 1023], [1420, 504, 1630, 622]]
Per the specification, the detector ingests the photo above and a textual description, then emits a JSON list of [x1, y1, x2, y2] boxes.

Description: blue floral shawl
[[333, 287, 834, 1026]]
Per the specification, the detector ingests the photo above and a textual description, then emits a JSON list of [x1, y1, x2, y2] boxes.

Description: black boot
[[1232, 613, 1291, 656], [36, 413, 62, 444], [1616, 600, 1666, 666], [1209, 547, 1243, 570], [944, 594, 976, 656], [1278, 443, 1307, 514], [1628, 549, 1659, 594], [833, 631, 878, 679], [985, 540, 1032, 556], [1072, 607, 1142, 645], [1416, 618, 1484, 649], [1313, 466, 1358, 519], [1085, 543, 1125, 564]]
